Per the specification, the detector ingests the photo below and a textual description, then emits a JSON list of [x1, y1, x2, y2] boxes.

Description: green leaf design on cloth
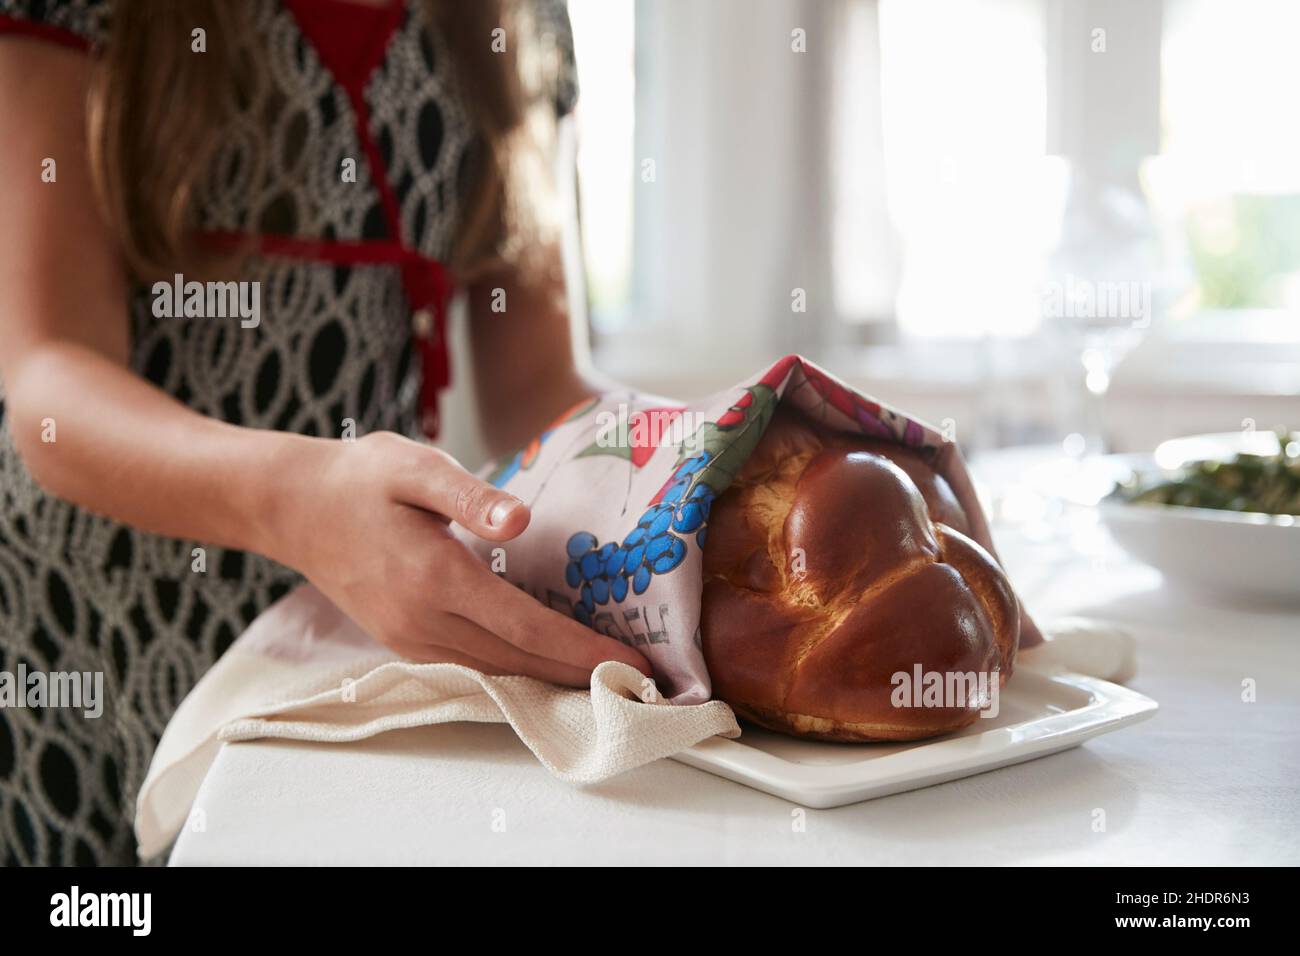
[[677, 383, 779, 496]]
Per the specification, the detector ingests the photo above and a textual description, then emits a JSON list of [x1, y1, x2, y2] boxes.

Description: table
[[168, 451, 1300, 865]]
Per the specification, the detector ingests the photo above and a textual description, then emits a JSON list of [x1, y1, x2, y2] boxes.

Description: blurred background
[[449, 0, 1300, 466]]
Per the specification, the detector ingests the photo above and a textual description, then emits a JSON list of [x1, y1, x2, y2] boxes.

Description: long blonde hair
[[86, 0, 561, 284]]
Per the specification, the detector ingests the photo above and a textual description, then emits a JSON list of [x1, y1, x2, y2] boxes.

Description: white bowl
[[1099, 432, 1300, 604]]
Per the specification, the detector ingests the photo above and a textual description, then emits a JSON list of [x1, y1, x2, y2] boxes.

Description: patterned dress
[[0, 0, 577, 865]]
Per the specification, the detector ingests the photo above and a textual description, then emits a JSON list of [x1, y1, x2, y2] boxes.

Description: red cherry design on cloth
[[757, 354, 798, 390], [802, 364, 859, 422], [715, 391, 754, 429], [627, 407, 685, 468]]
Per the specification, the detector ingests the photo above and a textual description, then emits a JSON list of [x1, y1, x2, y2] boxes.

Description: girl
[[0, 0, 650, 865]]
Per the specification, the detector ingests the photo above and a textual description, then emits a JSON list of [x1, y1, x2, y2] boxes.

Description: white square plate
[[671, 670, 1157, 808]]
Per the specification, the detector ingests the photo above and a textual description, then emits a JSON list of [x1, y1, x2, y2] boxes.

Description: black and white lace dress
[[0, 0, 576, 865]]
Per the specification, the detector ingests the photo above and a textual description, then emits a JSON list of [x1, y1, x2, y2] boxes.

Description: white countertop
[[169, 452, 1300, 865]]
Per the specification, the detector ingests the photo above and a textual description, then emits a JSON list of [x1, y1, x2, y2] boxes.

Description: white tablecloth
[[169, 451, 1300, 865]]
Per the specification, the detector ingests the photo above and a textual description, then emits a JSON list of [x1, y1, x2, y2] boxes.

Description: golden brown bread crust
[[701, 405, 1019, 741]]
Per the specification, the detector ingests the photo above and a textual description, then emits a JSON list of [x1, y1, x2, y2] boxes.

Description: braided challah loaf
[[701, 405, 1020, 741]]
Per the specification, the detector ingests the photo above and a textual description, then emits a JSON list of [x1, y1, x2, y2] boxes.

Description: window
[[1151, 0, 1300, 318], [567, 0, 637, 335], [873, 0, 1051, 338], [570, 0, 1299, 357]]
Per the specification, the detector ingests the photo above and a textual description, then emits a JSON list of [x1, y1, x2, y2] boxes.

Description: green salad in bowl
[[1113, 431, 1300, 516]]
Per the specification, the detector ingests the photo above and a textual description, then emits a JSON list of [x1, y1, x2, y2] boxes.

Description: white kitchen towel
[[133, 582, 740, 859], [1016, 617, 1137, 683]]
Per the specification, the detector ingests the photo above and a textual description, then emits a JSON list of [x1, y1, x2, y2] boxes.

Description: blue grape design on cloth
[[565, 451, 715, 626], [559, 382, 779, 627]]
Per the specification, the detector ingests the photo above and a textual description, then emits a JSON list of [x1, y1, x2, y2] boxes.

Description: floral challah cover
[[451, 354, 1000, 704]]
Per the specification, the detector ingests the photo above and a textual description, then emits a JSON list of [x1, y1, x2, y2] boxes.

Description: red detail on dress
[[204, 230, 453, 438], [282, 0, 449, 440], [0, 12, 93, 51], [281, 0, 405, 93]]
